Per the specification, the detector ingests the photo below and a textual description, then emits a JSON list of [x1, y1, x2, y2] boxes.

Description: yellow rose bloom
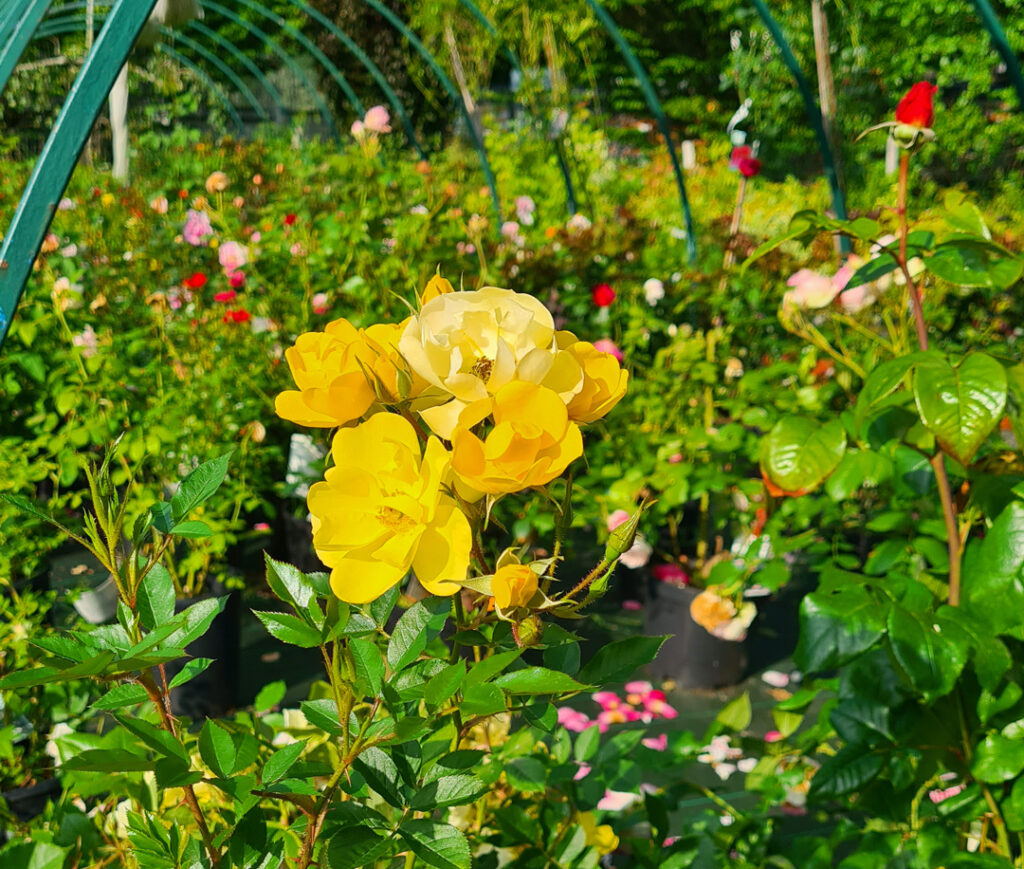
[[451, 381, 583, 495], [418, 272, 455, 305], [562, 341, 629, 423], [577, 812, 619, 856], [492, 564, 539, 610], [275, 318, 424, 428], [399, 287, 572, 438], [308, 413, 471, 603]]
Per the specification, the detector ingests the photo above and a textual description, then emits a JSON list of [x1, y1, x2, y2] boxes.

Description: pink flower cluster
[[558, 681, 678, 736]]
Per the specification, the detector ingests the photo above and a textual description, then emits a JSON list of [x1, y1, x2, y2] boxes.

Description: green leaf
[[150, 502, 174, 534], [410, 774, 487, 811], [795, 580, 885, 674], [386, 598, 449, 673], [825, 450, 893, 501], [809, 745, 884, 799], [761, 417, 847, 493], [252, 611, 323, 648], [168, 657, 214, 689], [170, 452, 232, 523], [93, 682, 148, 710], [492, 667, 587, 695], [199, 720, 238, 778], [254, 680, 287, 712], [936, 607, 1011, 692], [264, 553, 316, 610], [64, 749, 154, 772], [169, 520, 212, 538], [573, 725, 600, 762], [462, 649, 522, 687], [716, 692, 751, 731], [577, 635, 667, 686], [262, 738, 308, 785], [913, 353, 1007, 465], [115, 714, 189, 764], [370, 585, 400, 627], [398, 821, 471, 869], [300, 699, 342, 735], [503, 756, 548, 793], [831, 698, 894, 745], [856, 355, 928, 428], [972, 733, 1024, 783], [350, 637, 385, 696], [137, 564, 175, 631], [165, 597, 226, 649], [424, 661, 465, 711], [353, 747, 406, 808], [155, 757, 202, 789], [887, 606, 968, 702], [323, 828, 398, 869], [926, 239, 1023, 289], [963, 502, 1024, 637], [460, 683, 506, 716]]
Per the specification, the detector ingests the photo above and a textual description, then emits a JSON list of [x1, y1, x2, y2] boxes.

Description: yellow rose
[[562, 340, 628, 423], [205, 171, 230, 194], [399, 287, 569, 438], [307, 413, 471, 603], [577, 812, 619, 856], [690, 586, 756, 642], [418, 272, 455, 305], [275, 318, 424, 427], [451, 381, 582, 495], [492, 564, 539, 610]]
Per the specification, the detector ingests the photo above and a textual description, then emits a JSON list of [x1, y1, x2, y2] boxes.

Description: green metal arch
[[200, 0, 338, 138], [225, 0, 365, 120], [282, 0, 427, 160], [187, 19, 286, 120], [358, 0, 501, 220], [0, 0, 55, 98], [156, 42, 244, 132], [0, 0, 161, 347], [970, 0, 1024, 109], [749, 0, 849, 253], [161, 27, 267, 122], [585, 0, 696, 263]]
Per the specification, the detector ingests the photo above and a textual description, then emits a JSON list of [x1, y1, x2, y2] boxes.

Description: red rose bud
[[222, 308, 251, 323], [591, 283, 616, 307], [214, 290, 237, 303], [284, 213, 297, 226], [895, 81, 937, 129], [183, 272, 207, 289], [228, 270, 246, 289], [737, 156, 761, 178]]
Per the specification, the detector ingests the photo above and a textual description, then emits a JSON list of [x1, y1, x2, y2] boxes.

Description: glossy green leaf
[[887, 606, 968, 702], [323, 828, 397, 869], [115, 714, 189, 764], [166, 657, 214, 690], [254, 680, 287, 712], [962, 502, 1024, 637], [825, 450, 893, 500], [493, 667, 587, 695], [252, 611, 323, 648], [503, 756, 548, 793], [353, 747, 405, 808], [830, 698, 893, 745], [136, 564, 175, 631], [165, 597, 226, 649], [462, 649, 522, 688], [795, 583, 885, 674], [761, 417, 846, 493], [460, 683, 506, 716], [577, 635, 667, 687], [424, 661, 465, 711], [264, 553, 317, 611], [410, 774, 487, 811], [387, 598, 449, 673], [63, 749, 154, 772], [300, 699, 342, 735], [262, 738, 308, 785], [169, 520, 212, 538], [715, 692, 752, 731], [971, 733, 1024, 783], [926, 239, 1023, 289], [93, 682, 148, 710], [349, 637, 384, 696], [199, 720, 237, 778], [170, 452, 232, 523], [809, 744, 884, 799], [913, 353, 1007, 465], [398, 820, 470, 869]]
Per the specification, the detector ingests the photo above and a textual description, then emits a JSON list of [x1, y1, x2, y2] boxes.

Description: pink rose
[[218, 241, 249, 272], [183, 209, 213, 246], [363, 105, 391, 133], [593, 338, 623, 362]]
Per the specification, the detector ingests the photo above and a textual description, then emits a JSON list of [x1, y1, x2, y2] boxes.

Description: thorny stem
[[897, 150, 962, 607]]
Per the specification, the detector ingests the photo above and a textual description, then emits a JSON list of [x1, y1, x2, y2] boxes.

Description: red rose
[[222, 308, 251, 324], [178, 189, 189, 199], [728, 145, 752, 170], [737, 156, 761, 178], [214, 290, 237, 303], [652, 563, 690, 585], [284, 213, 297, 226], [591, 283, 616, 307], [183, 272, 207, 289], [895, 81, 937, 129], [228, 270, 246, 289]]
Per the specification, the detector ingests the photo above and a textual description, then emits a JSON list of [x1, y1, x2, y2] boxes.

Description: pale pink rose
[[625, 681, 653, 695], [350, 119, 366, 139], [643, 696, 678, 720], [784, 269, 838, 309], [597, 790, 640, 812], [253, 522, 271, 532], [149, 195, 168, 214], [607, 510, 630, 531], [929, 784, 965, 804], [574, 763, 592, 781], [515, 195, 536, 225], [72, 325, 98, 357], [642, 733, 668, 751], [761, 670, 790, 688], [620, 535, 652, 569], [557, 707, 593, 733], [737, 757, 758, 773], [500, 220, 520, 240], [218, 241, 249, 272], [592, 691, 621, 711], [839, 282, 877, 313], [183, 209, 213, 246], [668, 453, 683, 464], [290, 242, 305, 257], [363, 105, 391, 133], [250, 231, 262, 244], [312, 293, 329, 314], [593, 338, 623, 362]]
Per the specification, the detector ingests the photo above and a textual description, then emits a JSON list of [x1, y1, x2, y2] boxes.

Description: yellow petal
[[324, 554, 407, 604], [412, 502, 472, 596]]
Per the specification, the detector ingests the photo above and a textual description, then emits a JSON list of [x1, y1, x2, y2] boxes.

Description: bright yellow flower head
[[562, 340, 629, 423], [418, 272, 455, 305], [492, 564, 539, 610], [275, 318, 423, 428], [577, 812, 619, 856], [451, 381, 583, 495], [307, 413, 471, 603], [399, 287, 566, 438]]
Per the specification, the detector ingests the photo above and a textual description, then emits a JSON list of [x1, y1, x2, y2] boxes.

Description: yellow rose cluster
[[275, 275, 628, 604]]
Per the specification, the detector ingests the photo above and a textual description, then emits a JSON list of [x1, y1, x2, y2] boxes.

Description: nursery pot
[[1, 777, 61, 822], [644, 581, 747, 690], [164, 581, 241, 719]]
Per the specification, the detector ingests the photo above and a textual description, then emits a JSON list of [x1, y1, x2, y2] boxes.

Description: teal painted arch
[[281, 0, 427, 160], [0, 0, 55, 98], [200, 0, 338, 138], [156, 42, 245, 132], [970, 0, 1024, 109], [357, 0, 502, 220]]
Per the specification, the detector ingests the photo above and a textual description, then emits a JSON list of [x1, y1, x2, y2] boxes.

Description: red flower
[[895, 81, 937, 129], [214, 290, 237, 303], [284, 213, 297, 226], [183, 272, 207, 289], [737, 157, 761, 178], [178, 189, 189, 199], [228, 270, 246, 289], [222, 308, 251, 323], [591, 283, 616, 307], [728, 145, 752, 170], [652, 563, 690, 585]]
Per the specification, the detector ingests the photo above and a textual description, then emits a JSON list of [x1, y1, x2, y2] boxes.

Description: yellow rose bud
[[493, 564, 539, 610]]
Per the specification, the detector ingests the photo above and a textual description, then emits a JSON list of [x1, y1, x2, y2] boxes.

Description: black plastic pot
[[164, 583, 242, 719], [2, 777, 61, 822], [644, 582, 748, 690]]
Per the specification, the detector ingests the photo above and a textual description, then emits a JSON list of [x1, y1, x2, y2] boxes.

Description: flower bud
[[604, 506, 642, 562]]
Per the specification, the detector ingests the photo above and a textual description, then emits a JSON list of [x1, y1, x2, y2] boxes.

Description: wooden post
[[811, 0, 841, 187]]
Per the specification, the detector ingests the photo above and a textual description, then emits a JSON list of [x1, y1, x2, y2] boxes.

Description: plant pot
[[2, 776, 61, 822], [644, 581, 747, 690], [164, 583, 242, 719]]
